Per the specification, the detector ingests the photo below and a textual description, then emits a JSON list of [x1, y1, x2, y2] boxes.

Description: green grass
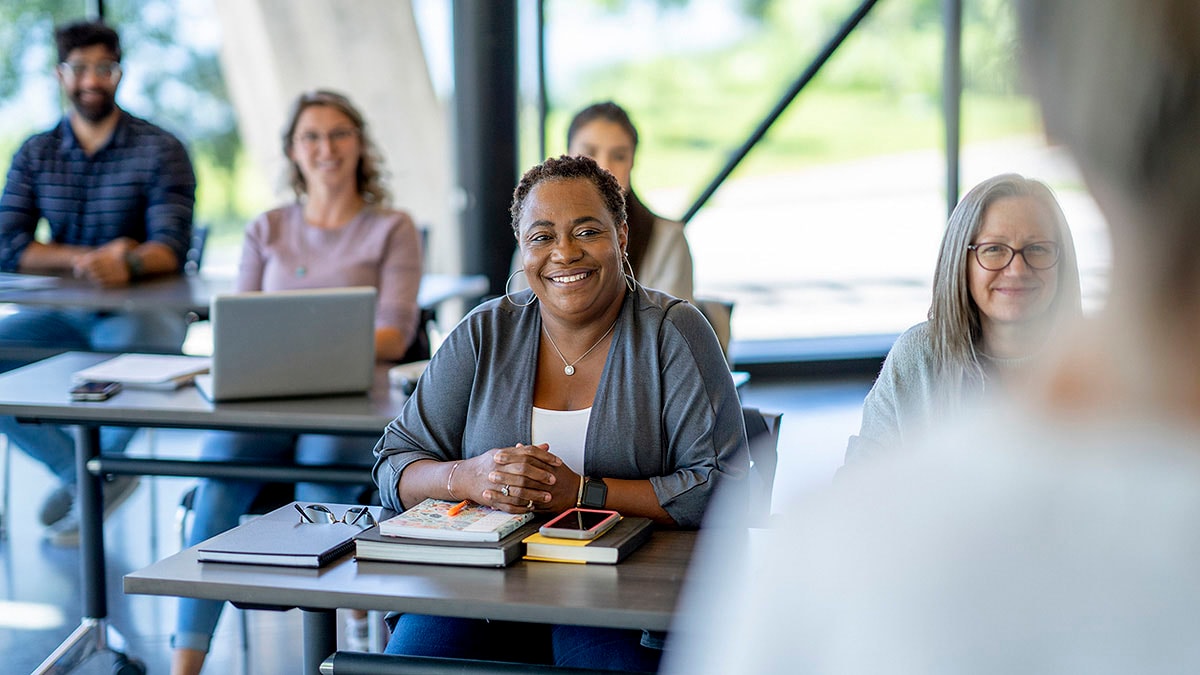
[[620, 90, 1041, 195]]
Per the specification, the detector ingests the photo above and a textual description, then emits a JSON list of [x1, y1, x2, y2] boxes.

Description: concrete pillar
[[212, 0, 457, 275]]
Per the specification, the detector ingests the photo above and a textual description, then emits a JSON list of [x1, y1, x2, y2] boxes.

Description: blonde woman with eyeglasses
[[844, 174, 1082, 466], [170, 89, 422, 675]]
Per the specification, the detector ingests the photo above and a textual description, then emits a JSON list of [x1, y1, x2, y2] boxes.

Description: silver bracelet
[[446, 460, 462, 500]]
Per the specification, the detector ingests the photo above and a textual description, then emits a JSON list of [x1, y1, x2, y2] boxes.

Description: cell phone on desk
[[539, 508, 620, 540], [70, 381, 121, 402]]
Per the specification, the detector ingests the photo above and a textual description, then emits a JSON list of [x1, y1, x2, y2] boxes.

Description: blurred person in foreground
[[375, 154, 747, 670], [665, 0, 1200, 672], [170, 89, 422, 675], [845, 173, 1081, 465], [0, 19, 195, 545]]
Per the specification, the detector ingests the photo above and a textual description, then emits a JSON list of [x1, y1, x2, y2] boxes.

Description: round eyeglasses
[[294, 503, 377, 528], [967, 241, 1061, 271]]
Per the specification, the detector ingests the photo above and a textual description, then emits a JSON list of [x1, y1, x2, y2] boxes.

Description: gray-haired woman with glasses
[[844, 173, 1082, 466]]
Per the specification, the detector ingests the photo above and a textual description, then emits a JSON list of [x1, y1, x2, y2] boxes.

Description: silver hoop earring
[[504, 269, 536, 307], [622, 255, 637, 293]]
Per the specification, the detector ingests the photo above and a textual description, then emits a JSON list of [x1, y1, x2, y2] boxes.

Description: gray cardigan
[[372, 285, 749, 528]]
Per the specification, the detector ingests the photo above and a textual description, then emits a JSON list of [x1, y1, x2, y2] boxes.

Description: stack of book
[[354, 498, 537, 568]]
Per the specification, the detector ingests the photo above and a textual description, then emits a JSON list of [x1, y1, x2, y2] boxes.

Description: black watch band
[[124, 250, 145, 280], [578, 476, 608, 509]]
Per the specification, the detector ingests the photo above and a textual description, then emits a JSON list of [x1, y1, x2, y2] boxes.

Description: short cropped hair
[[280, 89, 391, 205], [567, 101, 639, 150], [928, 173, 1082, 384], [55, 20, 121, 63], [510, 155, 627, 235]]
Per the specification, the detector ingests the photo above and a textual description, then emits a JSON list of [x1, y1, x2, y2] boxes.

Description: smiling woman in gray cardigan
[[373, 155, 747, 671], [373, 282, 745, 528]]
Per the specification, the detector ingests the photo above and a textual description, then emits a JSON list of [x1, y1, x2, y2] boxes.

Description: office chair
[[741, 405, 782, 525], [696, 298, 734, 365]]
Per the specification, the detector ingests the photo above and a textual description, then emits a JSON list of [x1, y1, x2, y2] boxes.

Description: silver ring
[[501, 484, 511, 497], [526, 499, 534, 510]]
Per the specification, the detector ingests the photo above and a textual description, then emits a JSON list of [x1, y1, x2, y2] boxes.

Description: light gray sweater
[[372, 285, 749, 527], [844, 322, 986, 466]]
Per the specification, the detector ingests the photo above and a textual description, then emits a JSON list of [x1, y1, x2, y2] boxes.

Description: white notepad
[[73, 354, 212, 390]]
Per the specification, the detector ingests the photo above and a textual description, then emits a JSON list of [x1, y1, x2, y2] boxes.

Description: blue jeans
[[384, 614, 663, 671], [172, 430, 376, 653], [0, 307, 186, 484]]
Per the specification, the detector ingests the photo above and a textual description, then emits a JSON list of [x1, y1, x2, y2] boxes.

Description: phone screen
[[71, 381, 120, 400], [73, 382, 117, 394], [560, 510, 613, 531]]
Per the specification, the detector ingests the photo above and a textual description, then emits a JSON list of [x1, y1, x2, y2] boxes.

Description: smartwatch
[[124, 250, 145, 280], [578, 476, 608, 509]]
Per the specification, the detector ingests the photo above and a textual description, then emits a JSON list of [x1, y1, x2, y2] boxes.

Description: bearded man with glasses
[[0, 19, 196, 545]]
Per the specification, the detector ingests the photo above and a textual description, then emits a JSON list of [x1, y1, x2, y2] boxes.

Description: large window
[[534, 0, 1109, 353], [0, 0, 260, 274]]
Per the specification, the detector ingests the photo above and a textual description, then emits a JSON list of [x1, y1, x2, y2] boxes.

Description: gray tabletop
[[125, 523, 695, 631], [0, 272, 488, 315], [0, 273, 224, 314], [0, 352, 405, 435]]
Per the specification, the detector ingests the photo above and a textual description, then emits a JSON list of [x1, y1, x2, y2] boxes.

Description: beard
[[69, 88, 117, 123]]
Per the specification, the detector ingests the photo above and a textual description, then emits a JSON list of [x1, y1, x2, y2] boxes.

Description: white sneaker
[[43, 476, 141, 547], [345, 613, 370, 652]]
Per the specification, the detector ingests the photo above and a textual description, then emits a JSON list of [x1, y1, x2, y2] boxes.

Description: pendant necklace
[[542, 317, 618, 376]]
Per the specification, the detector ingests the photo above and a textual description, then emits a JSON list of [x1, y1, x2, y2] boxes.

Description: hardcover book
[[196, 502, 365, 568], [355, 521, 541, 567], [378, 498, 534, 542], [73, 353, 212, 390], [522, 517, 654, 564]]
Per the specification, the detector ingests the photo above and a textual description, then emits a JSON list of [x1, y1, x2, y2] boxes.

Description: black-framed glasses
[[967, 241, 1061, 271], [58, 60, 121, 82], [294, 503, 377, 528]]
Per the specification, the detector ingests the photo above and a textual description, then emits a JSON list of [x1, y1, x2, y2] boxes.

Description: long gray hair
[[928, 173, 1083, 387]]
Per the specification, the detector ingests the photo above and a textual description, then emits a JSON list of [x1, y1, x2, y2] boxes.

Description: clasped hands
[[456, 443, 579, 514], [73, 237, 136, 287]]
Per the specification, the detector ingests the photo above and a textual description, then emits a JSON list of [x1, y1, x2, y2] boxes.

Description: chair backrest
[[184, 224, 209, 276], [742, 405, 782, 525], [397, 306, 437, 363], [696, 298, 734, 364]]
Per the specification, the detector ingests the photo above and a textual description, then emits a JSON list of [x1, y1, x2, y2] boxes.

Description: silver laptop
[[195, 287, 376, 401]]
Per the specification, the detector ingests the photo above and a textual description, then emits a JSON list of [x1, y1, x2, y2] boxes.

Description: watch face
[[582, 478, 607, 507]]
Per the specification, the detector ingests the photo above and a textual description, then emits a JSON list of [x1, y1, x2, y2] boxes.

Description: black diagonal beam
[[943, 0, 963, 216], [681, 0, 882, 224]]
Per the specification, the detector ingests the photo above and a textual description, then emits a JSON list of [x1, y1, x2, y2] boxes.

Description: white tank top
[[531, 406, 591, 476]]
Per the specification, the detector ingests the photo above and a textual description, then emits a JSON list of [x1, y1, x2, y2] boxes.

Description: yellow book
[[522, 517, 653, 564]]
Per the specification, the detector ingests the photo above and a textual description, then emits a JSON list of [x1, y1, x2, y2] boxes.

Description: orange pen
[[447, 500, 471, 516]]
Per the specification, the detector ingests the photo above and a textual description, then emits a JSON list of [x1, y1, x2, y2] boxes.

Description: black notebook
[[196, 502, 366, 568], [354, 521, 542, 568], [522, 517, 654, 564]]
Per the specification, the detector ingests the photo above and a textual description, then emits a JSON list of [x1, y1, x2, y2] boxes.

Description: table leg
[[77, 424, 106, 620], [34, 425, 139, 674], [303, 608, 337, 675]]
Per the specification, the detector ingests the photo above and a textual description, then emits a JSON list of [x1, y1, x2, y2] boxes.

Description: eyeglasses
[[294, 503, 377, 528], [967, 241, 1061, 271], [58, 60, 121, 82], [293, 128, 358, 148]]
